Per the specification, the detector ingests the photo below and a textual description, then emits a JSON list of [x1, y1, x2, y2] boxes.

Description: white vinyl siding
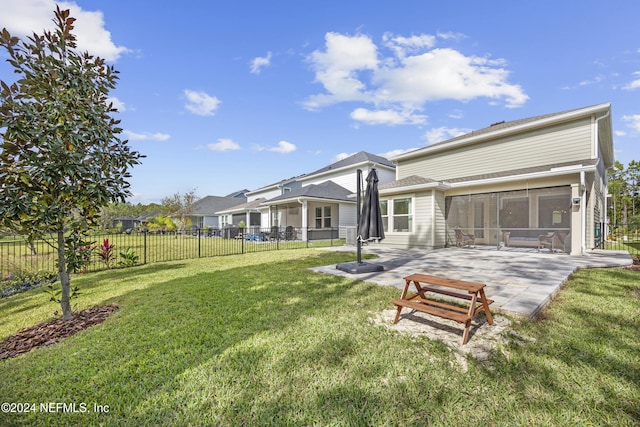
[[398, 118, 593, 181]]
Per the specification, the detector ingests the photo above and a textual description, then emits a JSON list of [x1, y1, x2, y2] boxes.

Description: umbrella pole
[[356, 168, 362, 264]]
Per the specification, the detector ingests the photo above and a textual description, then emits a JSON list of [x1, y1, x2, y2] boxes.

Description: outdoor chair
[[455, 228, 476, 248], [538, 231, 567, 253]]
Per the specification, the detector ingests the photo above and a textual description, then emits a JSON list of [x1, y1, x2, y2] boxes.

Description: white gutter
[[379, 181, 450, 196], [592, 108, 611, 161], [448, 164, 596, 189]]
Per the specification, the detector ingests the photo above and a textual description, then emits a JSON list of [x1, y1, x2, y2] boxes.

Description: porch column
[[300, 200, 308, 241], [570, 183, 583, 256]]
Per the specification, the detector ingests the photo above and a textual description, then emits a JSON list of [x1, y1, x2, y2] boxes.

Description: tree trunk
[[57, 230, 73, 320]]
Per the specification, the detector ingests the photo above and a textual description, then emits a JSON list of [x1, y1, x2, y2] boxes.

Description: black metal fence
[[595, 222, 640, 255], [0, 227, 344, 276]]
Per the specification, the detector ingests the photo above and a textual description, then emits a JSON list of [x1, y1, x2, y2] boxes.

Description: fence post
[[143, 230, 148, 265], [242, 227, 245, 254], [198, 228, 201, 258]]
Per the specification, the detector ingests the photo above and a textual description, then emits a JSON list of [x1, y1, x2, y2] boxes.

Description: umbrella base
[[335, 262, 384, 274]]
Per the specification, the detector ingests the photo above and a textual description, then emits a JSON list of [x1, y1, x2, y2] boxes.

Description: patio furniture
[[392, 273, 494, 345], [538, 231, 568, 252], [455, 227, 476, 247], [503, 231, 542, 248]]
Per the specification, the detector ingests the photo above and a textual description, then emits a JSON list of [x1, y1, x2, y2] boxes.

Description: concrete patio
[[311, 245, 633, 318]]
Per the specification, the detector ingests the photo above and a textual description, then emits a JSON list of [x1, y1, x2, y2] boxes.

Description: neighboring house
[[244, 177, 304, 226], [215, 198, 267, 231], [257, 151, 396, 239], [113, 211, 160, 230], [378, 103, 614, 256], [188, 192, 248, 229], [112, 216, 138, 230]]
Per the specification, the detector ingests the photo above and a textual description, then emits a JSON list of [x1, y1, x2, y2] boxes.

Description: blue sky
[[1, 1, 639, 204]]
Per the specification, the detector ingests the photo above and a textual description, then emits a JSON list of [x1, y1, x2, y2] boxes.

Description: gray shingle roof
[[305, 151, 395, 177], [216, 198, 266, 214], [191, 195, 247, 215], [378, 175, 437, 191], [266, 181, 353, 204], [446, 159, 598, 183]]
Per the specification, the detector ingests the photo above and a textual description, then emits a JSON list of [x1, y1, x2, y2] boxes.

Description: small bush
[[1, 270, 58, 298]]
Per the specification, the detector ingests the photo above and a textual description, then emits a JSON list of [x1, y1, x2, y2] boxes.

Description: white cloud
[[304, 32, 379, 110], [350, 107, 427, 125], [0, 0, 129, 62], [448, 109, 464, 119], [123, 130, 170, 141], [622, 115, 640, 133], [184, 90, 221, 116], [382, 32, 437, 59], [254, 140, 297, 153], [207, 138, 240, 152], [622, 72, 640, 90], [423, 126, 470, 145], [107, 96, 125, 112], [331, 152, 356, 163], [250, 51, 272, 74], [269, 140, 296, 153], [304, 32, 528, 118]]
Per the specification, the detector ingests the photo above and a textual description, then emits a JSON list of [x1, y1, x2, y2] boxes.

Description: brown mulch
[[623, 255, 640, 271], [0, 304, 118, 360]]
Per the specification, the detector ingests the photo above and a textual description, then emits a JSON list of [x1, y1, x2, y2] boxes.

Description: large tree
[[0, 7, 142, 319]]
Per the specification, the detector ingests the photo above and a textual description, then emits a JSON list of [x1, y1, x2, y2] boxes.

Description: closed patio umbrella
[[359, 168, 385, 243], [336, 168, 385, 273]]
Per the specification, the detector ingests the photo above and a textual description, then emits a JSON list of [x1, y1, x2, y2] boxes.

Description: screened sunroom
[[445, 186, 572, 252]]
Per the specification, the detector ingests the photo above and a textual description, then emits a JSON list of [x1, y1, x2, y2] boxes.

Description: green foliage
[[46, 282, 80, 313], [1, 270, 58, 298], [608, 160, 640, 225], [0, 7, 142, 319], [64, 233, 94, 274], [119, 247, 139, 267]]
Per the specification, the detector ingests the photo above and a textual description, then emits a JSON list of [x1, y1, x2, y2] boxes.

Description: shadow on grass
[[1, 251, 403, 424]]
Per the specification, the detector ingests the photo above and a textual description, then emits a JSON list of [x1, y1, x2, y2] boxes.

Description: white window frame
[[314, 205, 332, 228], [380, 196, 414, 233]]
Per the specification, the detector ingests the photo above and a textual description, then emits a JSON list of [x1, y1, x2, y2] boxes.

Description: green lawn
[[1, 250, 638, 426]]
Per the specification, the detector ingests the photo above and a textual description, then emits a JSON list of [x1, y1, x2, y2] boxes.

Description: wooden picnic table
[[392, 273, 494, 345]]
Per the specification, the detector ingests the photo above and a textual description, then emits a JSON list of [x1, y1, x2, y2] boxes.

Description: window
[[380, 200, 388, 232], [379, 198, 412, 232], [315, 206, 332, 228], [393, 198, 412, 232]]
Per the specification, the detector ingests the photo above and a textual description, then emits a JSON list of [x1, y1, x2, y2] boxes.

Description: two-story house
[[223, 151, 396, 240], [378, 103, 614, 255]]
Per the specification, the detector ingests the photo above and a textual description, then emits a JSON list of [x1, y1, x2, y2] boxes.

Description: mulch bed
[[623, 255, 640, 271], [0, 304, 118, 360]]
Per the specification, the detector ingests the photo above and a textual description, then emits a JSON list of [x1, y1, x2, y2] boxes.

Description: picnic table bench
[[392, 273, 494, 345]]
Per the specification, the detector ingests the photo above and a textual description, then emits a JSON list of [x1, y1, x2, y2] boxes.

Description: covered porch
[[260, 181, 357, 242]]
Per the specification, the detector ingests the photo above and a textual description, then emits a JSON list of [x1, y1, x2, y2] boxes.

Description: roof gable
[[265, 181, 353, 204], [393, 103, 613, 165], [304, 151, 395, 179], [191, 195, 247, 215]]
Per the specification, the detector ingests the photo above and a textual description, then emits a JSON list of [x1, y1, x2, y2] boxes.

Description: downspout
[[585, 109, 610, 253], [580, 170, 586, 255]]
